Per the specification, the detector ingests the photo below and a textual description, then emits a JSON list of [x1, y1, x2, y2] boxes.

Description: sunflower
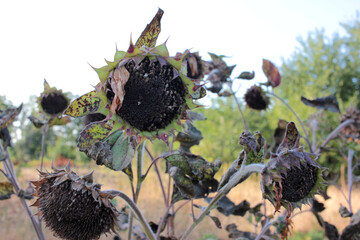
[[244, 85, 270, 111], [65, 9, 205, 146], [31, 163, 119, 240], [260, 122, 326, 211], [38, 80, 70, 117]]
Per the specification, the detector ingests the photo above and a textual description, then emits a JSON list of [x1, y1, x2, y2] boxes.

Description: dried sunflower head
[[340, 108, 360, 143], [65, 9, 205, 144], [31, 163, 119, 240], [261, 122, 326, 211], [38, 80, 70, 117], [244, 85, 269, 111]]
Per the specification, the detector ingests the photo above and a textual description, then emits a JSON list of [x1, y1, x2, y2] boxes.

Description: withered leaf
[[209, 215, 222, 229], [28, 116, 46, 128], [0, 182, 13, 200], [237, 71, 255, 80], [278, 122, 300, 152], [0, 104, 22, 129], [207, 196, 250, 217], [262, 59, 281, 88], [300, 95, 340, 113], [135, 8, 164, 48], [339, 204, 353, 218], [0, 127, 11, 148], [64, 91, 101, 117], [77, 121, 113, 151], [110, 66, 130, 114]]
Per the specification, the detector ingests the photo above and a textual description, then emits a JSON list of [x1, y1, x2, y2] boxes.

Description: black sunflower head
[[260, 122, 326, 211], [31, 164, 119, 240], [38, 80, 70, 117], [105, 56, 186, 133], [244, 85, 269, 111]]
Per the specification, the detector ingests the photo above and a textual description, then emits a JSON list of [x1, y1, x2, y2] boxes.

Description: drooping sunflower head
[[38, 80, 70, 117], [244, 85, 270, 111], [65, 9, 205, 144], [31, 163, 119, 240], [260, 122, 326, 211]]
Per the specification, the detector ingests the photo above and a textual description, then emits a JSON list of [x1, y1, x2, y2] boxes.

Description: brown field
[[1, 158, 359, 240]]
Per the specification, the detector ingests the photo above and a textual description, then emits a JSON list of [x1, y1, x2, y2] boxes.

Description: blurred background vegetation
[[1, 17, 359, 174]]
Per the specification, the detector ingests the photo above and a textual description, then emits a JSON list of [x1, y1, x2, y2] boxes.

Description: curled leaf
[[0, 127, 11, 148], [0, 104, 22, 129], [209, 216, 222, 229], [110, 66, 130, 114], [0, 182, 13, 200], [262, 59, 281, 88], [135, 8, 164, 48], [277, 122, 300, 152], [237, 71, 255, 80], [301, 95, 340, 113], [64, 91, 101, 117], [28, 116, 46, 128]]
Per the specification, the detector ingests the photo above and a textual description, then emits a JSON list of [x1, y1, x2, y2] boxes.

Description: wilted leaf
[[301, 95, 340, 113], [85, 131, 136, 171], [207, 196, 250, 217], [0, 127, 11, 148], [135, 8, 164, 48], [278, 122, 300, 152], [339, 204, 353, 218], [311, 199, 325, 213], [237, 71, 255, 80], [77, 121, 113, 151], [272, 119, 288, 153], [302, 95, 340, 113], [225, 223, 256, 239], [49, 116, 71, 127], [175, 121, 203, 152], [187, 111, 206, 121], [110, 66, 130, 114], [209, 216, 222, 229], [64, 91, 101, 117], [28, 116, 46, 128], [0, 182, 13, 200], [262, 59, 281, 88], [0, 104, 22, 129]]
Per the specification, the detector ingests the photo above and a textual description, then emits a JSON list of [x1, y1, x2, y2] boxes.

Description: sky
[[0, 0, 359, 106]]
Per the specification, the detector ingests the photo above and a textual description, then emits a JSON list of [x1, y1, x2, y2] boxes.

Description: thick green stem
[[127, 141, 145, 240], [269, 92, 313, 153]]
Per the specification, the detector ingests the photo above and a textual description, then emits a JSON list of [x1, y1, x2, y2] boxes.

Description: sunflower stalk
[[0, 141, 45, 240], [104, 190, 156, 240], [347, 149, 354, 214], [39, 123, 48, 171], [230, 84, 249, 132], [180, 163, 265, 240], [127, 141, 145, 240]]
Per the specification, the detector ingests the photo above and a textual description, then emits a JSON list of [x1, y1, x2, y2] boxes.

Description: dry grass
[[1, 159, 359, 240]]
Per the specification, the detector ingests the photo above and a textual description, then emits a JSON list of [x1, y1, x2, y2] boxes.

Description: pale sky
[[1, 0, 359, 106]]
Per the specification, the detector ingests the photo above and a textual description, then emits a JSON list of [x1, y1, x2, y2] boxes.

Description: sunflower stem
[[145, 146, 168, 207], [347, 149, 354, 214], [109, 190, 155, 240], [317, 119, 355, 153], [0, 142, 45, 240], [180, 163, 264, 240], [39, 123, 48, 171], [268, 92, 313, 153], [127, 141, 145, 240], [232, 90, 249, 132]]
